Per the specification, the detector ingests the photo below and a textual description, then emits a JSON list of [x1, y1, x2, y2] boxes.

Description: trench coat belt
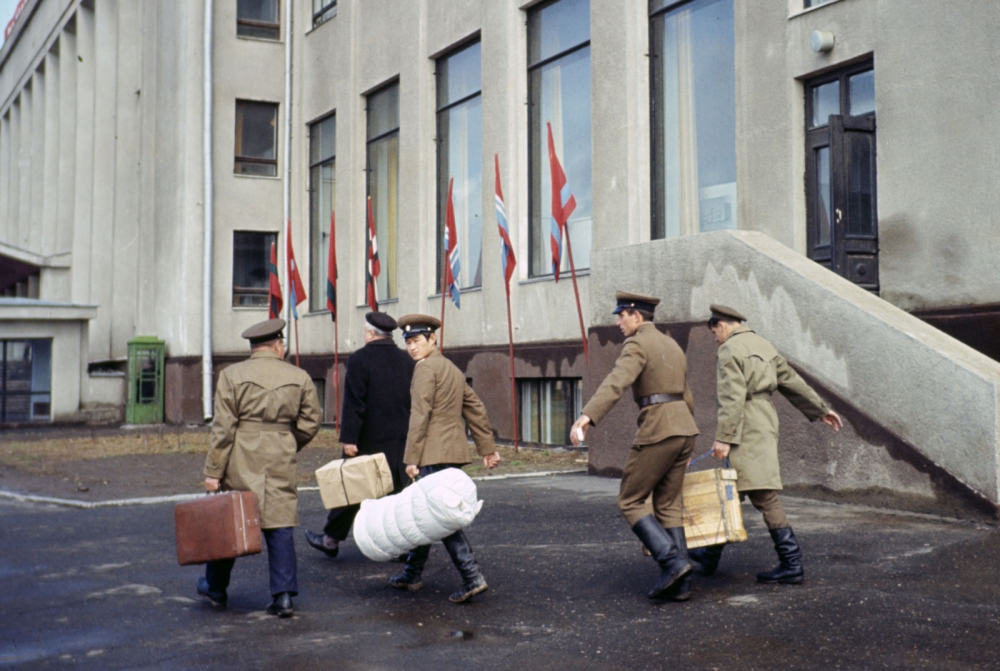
[[237, 419, 291, 431], [746, 390, 772, 401], [637, 392, 685, 408]]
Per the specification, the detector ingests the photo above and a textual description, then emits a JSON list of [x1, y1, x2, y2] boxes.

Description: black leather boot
[[689, 544, 725, 576], [389, 544, 430, 591], [756, 527, 804, 584], [663, 527, 692, 602], [266, 592, 294, 618], [631, 515, 691, 599], [442, 531, 488, 603]]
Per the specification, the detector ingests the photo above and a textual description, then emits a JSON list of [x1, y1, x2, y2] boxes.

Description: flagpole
[[294, 317, 301, 367], [505, 282, 519, 452], [439, 262, 447, 351], [563, 225, 589, 363], [333, 321, 340, 431]]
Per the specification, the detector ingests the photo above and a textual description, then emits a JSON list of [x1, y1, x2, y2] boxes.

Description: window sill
[[788, 0, 844, 20]]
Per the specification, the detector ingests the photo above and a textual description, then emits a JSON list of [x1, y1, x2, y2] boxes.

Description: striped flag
[[286, 219, 307, 319], [326, 210, 337, 322], [546, 121, 577, 282], [494, 154, 516, 290], [444, 178, 461, 308], [365, 197, 380, 312], [268, 241, 283, 319]]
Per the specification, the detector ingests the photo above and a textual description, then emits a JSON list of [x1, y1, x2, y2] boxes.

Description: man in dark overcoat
[[304, 311, 414, 558], [570, 291, 699, 601], [199, 318, 322, 618]]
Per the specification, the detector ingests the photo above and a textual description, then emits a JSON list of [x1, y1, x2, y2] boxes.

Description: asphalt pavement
[[2, 472, 999, 670]]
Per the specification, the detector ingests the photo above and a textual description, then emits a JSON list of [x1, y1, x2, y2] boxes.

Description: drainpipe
[[201, 0, 214, 421], [282, 0, 292, 326]]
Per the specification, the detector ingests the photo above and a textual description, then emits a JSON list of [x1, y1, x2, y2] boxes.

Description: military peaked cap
[[397, 313, 441, 339], [709, 304, 747, 322], [366, 311, 398, 331], [612, 290, 660, 315], [241, 318, 286, 343]]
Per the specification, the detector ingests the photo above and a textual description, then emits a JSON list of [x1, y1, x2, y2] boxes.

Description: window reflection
[[849, 70, 875, 116], [437, 42, 483, 292], [528, 0, 592, 278], [811, 80, 839, 128], [651, 0, 736, 238]]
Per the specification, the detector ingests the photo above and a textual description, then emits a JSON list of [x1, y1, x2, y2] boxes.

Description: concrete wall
[[741, 0, 1000, 310], [0, 300, 96, 421], [589, 230, 1000, 510]]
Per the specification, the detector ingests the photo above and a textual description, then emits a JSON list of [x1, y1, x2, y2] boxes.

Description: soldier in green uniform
[[199, 318, 322, 617], [695, 304, 843, 585], [570, 291, 699, 601]]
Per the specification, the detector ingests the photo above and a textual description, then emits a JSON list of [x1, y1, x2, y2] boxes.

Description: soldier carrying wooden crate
[[571, 291, 700, 602]]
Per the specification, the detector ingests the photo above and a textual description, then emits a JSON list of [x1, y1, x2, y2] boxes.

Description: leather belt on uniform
[[638, 392, 684, 408], [237, 420, 291, 431]]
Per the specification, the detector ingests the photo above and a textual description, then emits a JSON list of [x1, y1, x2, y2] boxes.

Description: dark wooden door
[[806, 114, 879, 292]]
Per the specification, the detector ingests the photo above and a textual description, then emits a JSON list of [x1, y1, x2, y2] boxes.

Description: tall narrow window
[[650, 0, 736, 238], [309, 113, 336, 313], [527, 0, 592, 278], [436, 41, 483, 295], [232, 231, 278, 307], [366, 82, 400, 302], [1, 339, 51, 422], [237, 0, 279, 40], [235, 100, 278, 177]]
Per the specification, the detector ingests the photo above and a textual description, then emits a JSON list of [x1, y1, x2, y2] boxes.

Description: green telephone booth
[[126, 336, 164, 424]]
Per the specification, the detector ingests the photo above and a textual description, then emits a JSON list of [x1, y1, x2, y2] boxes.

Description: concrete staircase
[[591, 230, 1000, 517]]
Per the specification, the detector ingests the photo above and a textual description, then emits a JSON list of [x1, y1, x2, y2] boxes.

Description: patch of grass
[[0, 426, 585, 476], [0, 427, 344, 475]]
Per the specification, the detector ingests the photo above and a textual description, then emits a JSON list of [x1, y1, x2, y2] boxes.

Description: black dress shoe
[[266, 592, 294, 618], [304, 529, 339, 558], [196, 577, 227, 608]]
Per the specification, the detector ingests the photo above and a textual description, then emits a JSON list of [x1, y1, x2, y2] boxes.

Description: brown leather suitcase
[[174, 490, 263, 565]]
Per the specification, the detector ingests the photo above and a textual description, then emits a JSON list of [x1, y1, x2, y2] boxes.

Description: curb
[[0, 469, 589, 510]]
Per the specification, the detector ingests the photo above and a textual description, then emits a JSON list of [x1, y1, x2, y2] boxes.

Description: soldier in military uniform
[[696, 304, 843, 585], [570, 291, 699, 601], [304, 311, 414, 559], [389, 314, 501, 604], [198, 318, 322, 618]]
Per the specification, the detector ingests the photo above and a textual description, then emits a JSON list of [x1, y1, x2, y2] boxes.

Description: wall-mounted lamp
[[810, 30, 835, 53]]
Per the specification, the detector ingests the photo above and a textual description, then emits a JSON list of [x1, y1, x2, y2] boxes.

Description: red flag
[[286, 219, 307, 319], [365, 197, 381, 311], [326, 211, 337, 321], [268, 241, 283, 319], [494, 154, 516, 289], [547, 121, 577, 282], [444, 178, 461, 308]]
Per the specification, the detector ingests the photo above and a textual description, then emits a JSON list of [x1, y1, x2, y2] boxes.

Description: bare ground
[[0, 425, 587, 502]]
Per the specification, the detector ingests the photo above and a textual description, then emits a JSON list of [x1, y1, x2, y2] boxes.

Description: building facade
[[2, 0, 999, 513]]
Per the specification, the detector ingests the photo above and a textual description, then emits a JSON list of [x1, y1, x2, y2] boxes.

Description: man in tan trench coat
[[696, 304, 843, 585], [198, 318, 322, 617], [389, 314, 501, 604], [570, 291, 699, 601]]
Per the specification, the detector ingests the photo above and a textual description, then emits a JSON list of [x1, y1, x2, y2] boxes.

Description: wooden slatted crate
[[681, 467, 748, 549]]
